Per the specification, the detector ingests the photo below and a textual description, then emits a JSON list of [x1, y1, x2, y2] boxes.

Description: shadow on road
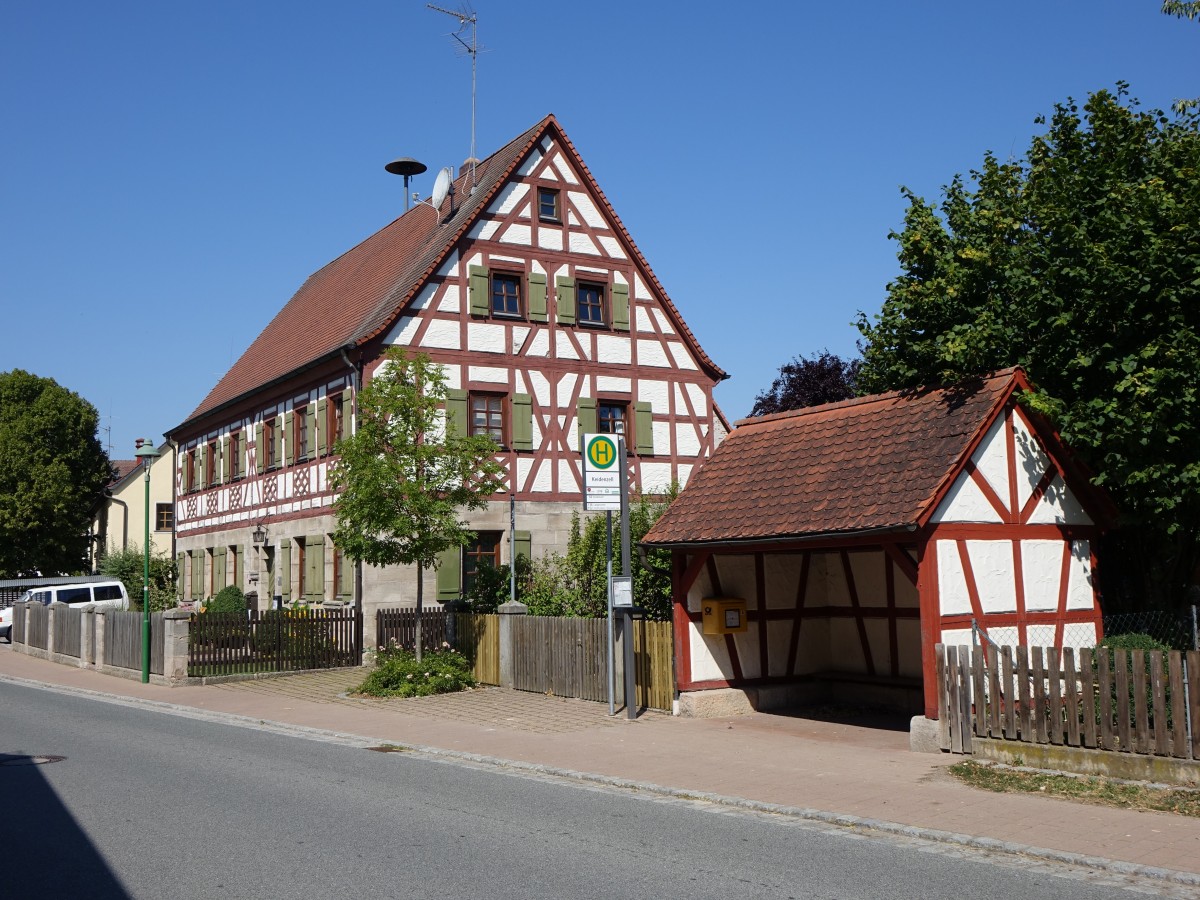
[[1, 753, 131, 899]]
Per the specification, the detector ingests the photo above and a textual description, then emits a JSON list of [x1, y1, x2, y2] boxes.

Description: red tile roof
[[178, 114, 725, 431], [644, 370, 1026, 547], [109, 460, 141, 484]]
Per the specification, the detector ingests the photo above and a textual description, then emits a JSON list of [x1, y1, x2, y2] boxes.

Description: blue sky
[[2, 2, 1194, 459]]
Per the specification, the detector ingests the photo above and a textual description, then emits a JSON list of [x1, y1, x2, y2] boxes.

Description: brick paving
[[3, 644, 1200, 890]]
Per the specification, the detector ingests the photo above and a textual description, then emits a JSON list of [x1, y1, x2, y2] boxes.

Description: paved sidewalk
[[3, 645, 1199, 891]]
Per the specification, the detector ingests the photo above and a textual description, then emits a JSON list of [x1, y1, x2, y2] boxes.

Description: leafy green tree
[[329, 348, 506, 659], [0, 370, 113, 577], [98, 544, 177, 612], [1162, 1, 1199, 21], [856, 86, 1200, 607]]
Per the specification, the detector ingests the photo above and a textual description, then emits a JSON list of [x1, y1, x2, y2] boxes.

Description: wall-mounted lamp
[[252, 524, 268, 545]]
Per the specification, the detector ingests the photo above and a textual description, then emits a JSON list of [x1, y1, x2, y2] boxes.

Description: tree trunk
[[415, 562, 424, 663]]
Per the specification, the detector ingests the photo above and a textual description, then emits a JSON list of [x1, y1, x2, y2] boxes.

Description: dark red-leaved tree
[[749, 351, 861, 417]]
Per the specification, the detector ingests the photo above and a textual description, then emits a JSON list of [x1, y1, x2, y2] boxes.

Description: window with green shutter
[[445, 389, 468, 436], [514, 530, 531, 565], [635, 402, 655, 455], [305, 535, 324, 603], [220, 435, 229, 483], [192, 447, 202, 492], [284, 412, 294, 466], [528, 272, 547, 322], [280, 540, 292, 601], [612, 282, 630, 332], [469, 264, 490, 317], [577, 397, 597, 442], [436, 546, 462, 603], [190, 551, 203, 600], [556, 276, 576, 325], [316, 397, 327, 456], [304, 404, 316, 461], [511, 393, 533, 451], [198, 444, 208, 489], [213, 546, 226, 591]]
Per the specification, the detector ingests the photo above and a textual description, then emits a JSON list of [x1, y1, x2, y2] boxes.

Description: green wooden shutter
[[316, 398, 328, 456], [336, 545, 353, 600], [191, 552, 203, 600], [192, 448, 202, 491], [612, 282, 630, 332], [199, 444, 209, 489], [436, 546, 462, 603], [556, 276, 576, 325], [255, 422, 265, 474], [273, 415, 283, 468], [305, 404, 316, 460], [280, 541, 292, 601], [469, 264, 490, 317], [514, 530, 531, 565], [284, 412, 294, 466], [306, 536, 324, 602], [635, 402, 654, 455], [528, 272, 547, 322], [176, 552, 185, 599], [235, 546, 244, 591], [577, 397, 597, 442], [511, 393, 533, 451], [445, 388, 468, 436], [219, 436, 229, 483], [214, 546, 226, 591]]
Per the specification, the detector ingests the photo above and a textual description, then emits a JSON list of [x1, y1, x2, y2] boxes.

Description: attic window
[[538, 188, 560, 222]]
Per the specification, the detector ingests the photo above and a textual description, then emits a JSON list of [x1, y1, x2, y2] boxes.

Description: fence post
[[162, 609, 191, 685], [46, 604, 57, 658], [498, 600, 527, 689], [80, 608, 95, 669], [95, 610, 107, 671]]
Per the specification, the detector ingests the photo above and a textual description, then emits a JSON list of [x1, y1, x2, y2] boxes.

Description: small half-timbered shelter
[[167, 115, 727, 640], [643, 368, 1113, 720]]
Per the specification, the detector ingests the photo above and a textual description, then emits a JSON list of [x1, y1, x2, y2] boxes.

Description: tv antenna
[[427, 3, 480, 193]]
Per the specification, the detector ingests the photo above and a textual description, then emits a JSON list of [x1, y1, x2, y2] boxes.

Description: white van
[[18, 581, 131, 611]]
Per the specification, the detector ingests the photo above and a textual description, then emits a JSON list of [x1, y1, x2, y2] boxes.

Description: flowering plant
[[356, 638, 475, 698]]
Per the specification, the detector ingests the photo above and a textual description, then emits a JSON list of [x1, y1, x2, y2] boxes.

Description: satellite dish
[[431, 166, 453, 211]]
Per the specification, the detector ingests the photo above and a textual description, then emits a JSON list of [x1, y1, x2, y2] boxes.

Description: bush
[[98, 544, 177, 612], [1094, 632, 1175, 732], [1100, 632, 1173, 654], [207, 585, 247, 614], [356, 641, 474, 697]]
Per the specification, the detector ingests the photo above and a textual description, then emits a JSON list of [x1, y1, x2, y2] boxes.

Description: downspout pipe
[[340, 346, 365, 660]]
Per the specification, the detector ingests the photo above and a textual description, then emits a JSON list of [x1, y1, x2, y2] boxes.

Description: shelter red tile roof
[[109, 460, 141, 483], [179, 114, 724, 431], [644, 370, 1024, 547]]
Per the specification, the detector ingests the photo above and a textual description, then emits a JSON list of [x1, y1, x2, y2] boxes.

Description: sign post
[[583, 433, 626, 716]]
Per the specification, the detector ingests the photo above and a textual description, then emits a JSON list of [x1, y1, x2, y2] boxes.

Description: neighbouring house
[[166, 114, 727, 644], [642, 368, 1115, 721], [90, 441, 176, 568]]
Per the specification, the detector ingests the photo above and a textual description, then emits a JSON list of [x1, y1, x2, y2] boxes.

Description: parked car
[[0, 605, 11, 642], [17, 581, 130, 611]]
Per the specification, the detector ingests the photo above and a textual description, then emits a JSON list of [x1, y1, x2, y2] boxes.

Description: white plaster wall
[[1012, 412, 1050, 511], [764, 554, 803, 610], [568, 232, 600, 255], [467, 323, 506, 354], [492, 181, 528, 216], [940, 627, 973, 649], [972, 416, 1010, 505], [384, 315, 419, 346], [499, 224, 531, 246], [557, 459, 576, 489], [966, 540, 1016, 613], [538, 229, 563, 251], [468, 366, 508, 384], [597, 236, 624, 258], [652, 308, 675, 335], [1026, 474, 1093, 525], [652, 422, 672, 455], [639, 380, 670, 411], [595, 334, 631, 365], [639, 462, 674, 493], [1026, 624, 1056, 647], [936, 541, 973, 616], [932, 474, 1001, 523], [1066, 540, 1095, 610], [848, 551, 887, 608], [1020, 540, 1063, 611], [597, 375, 631, 393], [569, 192, 605, 229], [674, 423, 702, 457], [439, 285, 461, 313], [528, 371, 551, 406], [421, 319, 461, 350], [634, 305, 655, 333], [669, 342, 699, 371], [556, 373, 579, 407], [689, 622, 728, 682], [637, 339, 671, 368], [711, 554, 755, 601], [555, 332, 581, 360]]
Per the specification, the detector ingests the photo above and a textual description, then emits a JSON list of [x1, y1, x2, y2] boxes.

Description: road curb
[[5, 672, 1198, 890]]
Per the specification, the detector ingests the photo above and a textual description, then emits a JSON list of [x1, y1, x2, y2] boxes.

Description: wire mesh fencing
[[1102, 607, 1199, 651]]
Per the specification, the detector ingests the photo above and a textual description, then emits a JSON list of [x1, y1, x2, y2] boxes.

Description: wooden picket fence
[[189, 608, 360, 676], [937, 643, 1200, 759], [375, 608, 449, 651]]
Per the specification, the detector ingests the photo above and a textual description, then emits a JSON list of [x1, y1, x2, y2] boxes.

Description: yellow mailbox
[[701, 598, 748, 635]]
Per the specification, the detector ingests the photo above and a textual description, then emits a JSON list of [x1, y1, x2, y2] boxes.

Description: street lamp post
[[134, 439, 161, 683]]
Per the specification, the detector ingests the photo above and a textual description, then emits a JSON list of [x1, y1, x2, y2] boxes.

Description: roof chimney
[[459, 157, 480, 179]]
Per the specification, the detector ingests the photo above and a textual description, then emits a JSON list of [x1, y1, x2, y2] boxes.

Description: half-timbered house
[[642, 368, 1114, 723], [166, 115, 727, 641]]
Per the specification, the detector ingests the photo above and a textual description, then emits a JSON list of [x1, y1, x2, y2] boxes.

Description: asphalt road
[[0, 681, 1175, 900]]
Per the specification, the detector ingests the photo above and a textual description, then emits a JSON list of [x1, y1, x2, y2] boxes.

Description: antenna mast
[[427, 3, 479, 192]]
